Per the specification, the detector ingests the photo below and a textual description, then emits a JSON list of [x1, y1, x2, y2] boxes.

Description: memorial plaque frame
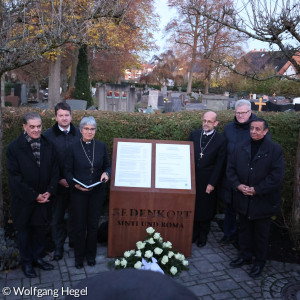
[[108, 138, 196, 257]]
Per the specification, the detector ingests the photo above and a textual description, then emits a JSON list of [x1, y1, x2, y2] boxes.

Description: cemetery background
[[1, 108, 300, 258]]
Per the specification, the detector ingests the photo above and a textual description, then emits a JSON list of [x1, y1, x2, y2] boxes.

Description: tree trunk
[[34, 79, 40, 101], [48, 54, 62, 108], [292, 129, 300, 249], [0, 73, 4, 227], [70, 47, 79, 88], [187, 18, 199, 94], [1, 74, 5, 107]]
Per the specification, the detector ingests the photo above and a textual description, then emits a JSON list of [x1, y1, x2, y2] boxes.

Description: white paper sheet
[[155, 144, 191, 190], [115, 142, 152, 188]]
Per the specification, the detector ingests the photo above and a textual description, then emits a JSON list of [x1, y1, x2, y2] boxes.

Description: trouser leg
[[238, 214, 253, 261], [51, 192, 68, 251], [71, 190, 88, 264], [253, 218, 271, 267], [85, 188, 105, 261], [17, 228, 33, 265], [31, 225, 47, 261]]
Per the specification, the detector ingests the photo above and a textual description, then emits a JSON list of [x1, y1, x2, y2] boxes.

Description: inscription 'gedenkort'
[[112, 208, 192, 219]]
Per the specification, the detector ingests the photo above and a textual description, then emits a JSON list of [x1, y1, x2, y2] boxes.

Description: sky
[[151, 0, 271, 58]]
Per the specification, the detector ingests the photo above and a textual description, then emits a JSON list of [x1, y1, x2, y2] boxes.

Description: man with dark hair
[[43, 102, 81, 260], [6, 112, 59, 278], [227, 118, 284, 277]]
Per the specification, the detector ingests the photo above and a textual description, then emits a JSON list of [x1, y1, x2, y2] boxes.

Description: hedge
[[2, 107, 300, 228]]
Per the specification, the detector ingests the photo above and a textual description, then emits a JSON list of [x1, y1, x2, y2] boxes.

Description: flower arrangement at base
[[114, 227, 189, 276]]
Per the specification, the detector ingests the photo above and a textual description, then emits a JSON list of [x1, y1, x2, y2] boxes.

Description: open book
[[73, 178, 102, 189]]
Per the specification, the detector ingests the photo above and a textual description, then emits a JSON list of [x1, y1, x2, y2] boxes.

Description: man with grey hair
[[6, 112, 59, 278], [220, 99, 258, 245]]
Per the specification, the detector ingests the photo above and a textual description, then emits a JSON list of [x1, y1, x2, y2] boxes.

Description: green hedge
[[2, 108, 300, 226]]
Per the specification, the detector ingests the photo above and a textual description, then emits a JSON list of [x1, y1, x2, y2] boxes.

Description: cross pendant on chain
[[199, 152, 204, 159], [90, 167, 94, 174]]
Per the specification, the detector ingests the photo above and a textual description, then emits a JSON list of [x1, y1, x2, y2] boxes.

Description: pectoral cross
[[200, 152, 204, 159], [90, 167, 94, 174]]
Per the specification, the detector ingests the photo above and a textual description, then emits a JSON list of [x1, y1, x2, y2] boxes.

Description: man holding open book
[[64, 116, 111, 269]]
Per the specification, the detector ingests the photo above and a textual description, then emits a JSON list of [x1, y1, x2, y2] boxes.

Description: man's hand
[[237, 184, 255, 196], [206, 184, 215, 194], [59, 179, 69, 188], [36, 193, 50, 203]]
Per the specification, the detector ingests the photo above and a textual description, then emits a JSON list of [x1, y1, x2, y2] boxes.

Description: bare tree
[[166, 0, 243, 94], [189, 0, 300, 81], [0, 0, 133, 227]]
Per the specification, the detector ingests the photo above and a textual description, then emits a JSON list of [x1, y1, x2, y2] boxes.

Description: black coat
[[189, 129, 226, 221], [227, 137, 284, 219], [64, 139, 111, 190], [43, 122, 81, 180], [224, 113, 258, 153], [6, 133, 59, 230]]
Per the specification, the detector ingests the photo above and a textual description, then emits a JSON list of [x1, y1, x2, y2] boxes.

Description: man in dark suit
[[227, 118, 284, 277], [189, 111, 226, 247], [6, 112, 59, 278], [43, 102, 81, 260]]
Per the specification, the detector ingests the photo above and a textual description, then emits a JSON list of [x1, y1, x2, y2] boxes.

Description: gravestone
[[185, 103, 207, 111], [66, 99, 87, 110], [98, 84, 135, 112], [21, 84, 27, 104], [161, 86, 167, 97], [164, 102, 173, 113], [158, 95, 164, 107], [172, 97, 183, 112], [148, 90, 159, 110]]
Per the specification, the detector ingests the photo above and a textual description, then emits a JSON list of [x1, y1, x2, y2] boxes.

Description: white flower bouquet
[[114, 227, 189, 276]]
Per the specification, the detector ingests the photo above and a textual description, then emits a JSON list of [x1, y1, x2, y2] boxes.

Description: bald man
[[189, 111, 226, 247]]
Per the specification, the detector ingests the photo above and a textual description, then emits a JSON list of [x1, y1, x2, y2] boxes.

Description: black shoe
[[22, 264, 37, 278], [249, 265, 263, 278], [230, 257, 252, 268], [196, 235, 207, 248], [196, 240, 207, 248], [87, 260, 96, 266], [33, 258, 54, 271], [219, 235, 234, 245], [53, 248, 64, 261], [75, 262, 83, 269]]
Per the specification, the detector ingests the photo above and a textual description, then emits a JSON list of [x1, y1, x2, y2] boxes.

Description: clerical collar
[[58, 125, 70, 133], [203, 129, 215, 136], [82, 139, 93, 144]]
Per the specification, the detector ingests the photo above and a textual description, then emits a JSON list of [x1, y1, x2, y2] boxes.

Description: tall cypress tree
[[72, 44, 93, 107]]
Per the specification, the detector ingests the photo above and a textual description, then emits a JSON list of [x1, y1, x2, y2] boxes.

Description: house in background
[[237, 49, 300, 78], [124, 63, 155, 82]]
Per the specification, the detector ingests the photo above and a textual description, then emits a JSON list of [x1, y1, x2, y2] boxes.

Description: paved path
[[1, 221, 299, 300]]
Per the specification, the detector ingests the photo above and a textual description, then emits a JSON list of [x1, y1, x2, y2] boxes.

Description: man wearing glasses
[[220, 99, 258, 246], [189, 111, 226, 247]]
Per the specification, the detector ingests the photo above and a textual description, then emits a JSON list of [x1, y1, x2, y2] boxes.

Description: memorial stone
[[108, 139, 196, 257], [148, 90, 159, 109], [158, 95, 164, 107], [172, 97, 183, 112], [66, 99, 87, 110]]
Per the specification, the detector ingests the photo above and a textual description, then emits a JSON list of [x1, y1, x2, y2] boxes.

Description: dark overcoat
[[226, 137, 284, 219], [189, 129, 226, 221], [64, 139, 111, 190], [6, 133, 59, 230]]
